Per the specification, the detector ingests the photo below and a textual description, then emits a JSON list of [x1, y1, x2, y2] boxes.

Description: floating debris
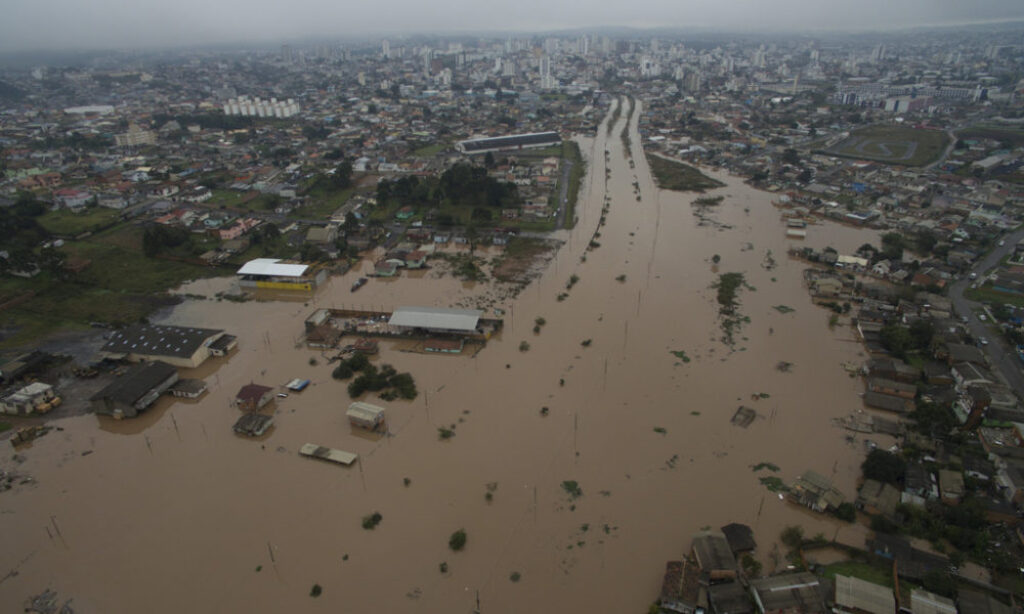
[[731, 406, 757, 427]]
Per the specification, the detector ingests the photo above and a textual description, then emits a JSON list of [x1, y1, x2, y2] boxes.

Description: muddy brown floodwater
[[1, 99, 891, 613]]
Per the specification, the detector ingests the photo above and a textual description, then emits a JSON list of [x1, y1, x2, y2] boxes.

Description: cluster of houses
[[656, 527, 1003, 614]]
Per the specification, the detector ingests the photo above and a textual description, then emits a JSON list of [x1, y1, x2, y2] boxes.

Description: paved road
[[948, 226, 1024, 395]]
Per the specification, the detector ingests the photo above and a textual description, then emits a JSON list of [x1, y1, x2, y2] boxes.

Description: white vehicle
[[979, 337, 989, 346], [999, 240, 1006, 247], [978, 314, 987, 321], [969, 272, 978, 280]]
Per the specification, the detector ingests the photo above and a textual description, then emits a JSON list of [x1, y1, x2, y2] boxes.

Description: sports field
[[822, 124, 950, 167]]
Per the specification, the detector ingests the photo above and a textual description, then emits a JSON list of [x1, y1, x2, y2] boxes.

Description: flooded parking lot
[[0, 101, 886, 613]]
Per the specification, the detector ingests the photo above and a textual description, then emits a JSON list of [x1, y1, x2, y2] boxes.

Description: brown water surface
[[0, 99, 886, 613]]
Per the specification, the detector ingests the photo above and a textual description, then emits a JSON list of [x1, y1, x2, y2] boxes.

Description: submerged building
[[236, 258, 328, 291]]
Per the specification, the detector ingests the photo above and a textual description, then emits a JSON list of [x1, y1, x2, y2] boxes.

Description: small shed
[[720, 523, 757, 555], [346, 402, 385, 431]]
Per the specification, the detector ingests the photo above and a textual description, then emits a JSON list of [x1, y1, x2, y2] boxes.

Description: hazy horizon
[[2, 0, 1024, 52]]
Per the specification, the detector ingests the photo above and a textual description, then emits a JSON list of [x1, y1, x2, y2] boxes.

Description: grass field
[[645, 153, 725, 192], [0, 224, 229, 349], [37, 207, 122, 236], [291, 187, 353, 220], [965, 284, 1024, 309], [958, 124, 1024, 147], [823, 124, 950, 167], [822, 560, 893, 586], [412, 142, 448, 157]]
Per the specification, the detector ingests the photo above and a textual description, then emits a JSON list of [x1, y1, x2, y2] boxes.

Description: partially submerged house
[[234, 384, 274, 411], [346, 402, 386, 431]]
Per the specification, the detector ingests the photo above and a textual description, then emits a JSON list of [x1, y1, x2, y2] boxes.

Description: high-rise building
[[281, 44, 293, 63], [381, 40, 390, 60]]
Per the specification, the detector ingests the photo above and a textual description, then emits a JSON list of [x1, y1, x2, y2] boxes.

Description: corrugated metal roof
[[911, 589, 957, 614], [834, 575, 894, 614], [347, 402, 385, 422], [236, 258, 309, 277], [388, 306, 481, 332]]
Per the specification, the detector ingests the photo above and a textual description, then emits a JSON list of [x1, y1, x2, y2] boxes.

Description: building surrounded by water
[[237, 258, 328, 291]]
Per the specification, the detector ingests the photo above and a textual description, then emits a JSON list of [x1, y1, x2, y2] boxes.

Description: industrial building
[[90, 361, 179, 419], [388, 306, 484, 335], [456, 131, 561, 154], [237, 258, 327, 291], [99, 324, 230, 368]]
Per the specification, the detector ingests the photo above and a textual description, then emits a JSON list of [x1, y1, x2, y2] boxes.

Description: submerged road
[[948, 226, 1024, 395]]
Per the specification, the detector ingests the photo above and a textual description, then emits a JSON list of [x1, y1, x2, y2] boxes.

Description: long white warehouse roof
[[388, 306, 482, 332], [237, 258, 309, 277]]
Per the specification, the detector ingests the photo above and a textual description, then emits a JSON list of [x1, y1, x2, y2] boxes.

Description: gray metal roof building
[[751, 572, 827, 614], [388, 306, 482, 333], [457, 131, 561, 154], [100, 324, 225, 368], [834, 574, 894, 614], [90, 361, 179, 418]]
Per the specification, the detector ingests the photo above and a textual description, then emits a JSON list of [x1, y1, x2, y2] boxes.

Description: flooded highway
[[0, 99, 885, 613]]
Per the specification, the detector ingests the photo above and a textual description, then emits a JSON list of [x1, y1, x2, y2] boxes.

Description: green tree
[[880, 324, 914, 359], [333, 161, 353, 190], [862, 449, 906, 486]]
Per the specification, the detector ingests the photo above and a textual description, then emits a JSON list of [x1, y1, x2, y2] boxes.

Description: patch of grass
[[438, 427, 455, 440], [653, 427, 667, 435], [752, 462, 780, 472], [37, 206, 121, 236], [0, 422, 12, 433], [361, 512, 383, 530], [645, 153, 724, 192], [965, 284, 1024, 309], [580, 339, 592, 347], [413, 142, 448, 157], [310, 584, 323, 598], [670, 350, 691, 363], [510, 571, 522, 582], [822, 560, 894, 587], [773, 305, 796, 314], [519, 341, 530, 352]]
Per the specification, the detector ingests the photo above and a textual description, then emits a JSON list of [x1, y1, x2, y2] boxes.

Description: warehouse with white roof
[[388, 306, 483, 334], [237, 258, 327, 290]]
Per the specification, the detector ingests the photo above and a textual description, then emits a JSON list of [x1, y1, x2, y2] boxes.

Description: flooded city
[[0, 100, 892, 612]]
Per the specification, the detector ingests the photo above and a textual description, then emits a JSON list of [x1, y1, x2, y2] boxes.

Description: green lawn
[[645, 153, 725, 192], [0, 224, 230, 349], [822, 560, 894, 587], [965, 285, 1024, 309], [291, 187, 354, 220], [207, 189, 249, 207], [823, 125, 950, 167], [957, 124, 1024, 148], [413, 142, 448, 157], [37, 207, 122, 236]]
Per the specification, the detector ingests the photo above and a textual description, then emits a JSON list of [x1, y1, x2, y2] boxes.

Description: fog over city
[[2, 0, 1024, 50]]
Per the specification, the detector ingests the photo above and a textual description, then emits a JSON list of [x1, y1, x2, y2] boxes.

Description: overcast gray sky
[[2, 0, 1023, 51]]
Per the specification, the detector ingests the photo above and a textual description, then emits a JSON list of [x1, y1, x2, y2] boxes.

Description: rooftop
[[236, 258, 309, 278], [101, 324, 223, 359], [388, 306, 482, 332]]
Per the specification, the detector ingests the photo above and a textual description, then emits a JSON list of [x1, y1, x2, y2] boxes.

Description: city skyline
[[2, 0, 1024, 51]]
